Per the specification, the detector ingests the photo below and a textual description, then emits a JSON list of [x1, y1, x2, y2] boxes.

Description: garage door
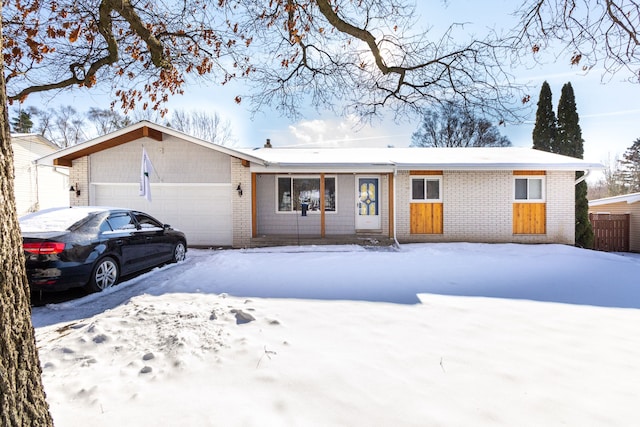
[[92, 183, 232, 247]]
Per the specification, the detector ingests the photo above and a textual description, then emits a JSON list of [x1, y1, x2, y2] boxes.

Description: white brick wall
[[70, 156, 89, 207], [396, 170, 575, 244]]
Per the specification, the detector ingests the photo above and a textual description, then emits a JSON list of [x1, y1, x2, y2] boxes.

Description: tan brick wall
[[69, 156, 90, 207], [231, 157, 252, 247], [396, 170, 575, 244]]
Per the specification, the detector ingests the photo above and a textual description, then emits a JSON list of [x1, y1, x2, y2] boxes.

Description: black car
[[20, 207, 187, 293]]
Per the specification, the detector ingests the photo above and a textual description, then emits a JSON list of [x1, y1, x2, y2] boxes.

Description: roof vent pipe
[[264, 138, 272, 148]]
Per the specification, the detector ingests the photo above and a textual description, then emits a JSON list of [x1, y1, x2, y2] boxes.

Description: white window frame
[[410, 176, 443, 203], [513, 176, 546, 202], [276, 175, 338, 214]]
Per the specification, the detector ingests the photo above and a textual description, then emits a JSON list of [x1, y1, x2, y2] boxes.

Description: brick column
[[231, 157, 252, 248]]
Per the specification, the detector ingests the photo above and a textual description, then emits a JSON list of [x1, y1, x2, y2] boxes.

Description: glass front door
[[355, 176, 381, 230]]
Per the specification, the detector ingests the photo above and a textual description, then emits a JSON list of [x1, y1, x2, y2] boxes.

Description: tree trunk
[[0, 6, 54, 425]]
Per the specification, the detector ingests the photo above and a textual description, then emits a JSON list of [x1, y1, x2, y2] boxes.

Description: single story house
[[589, 192, 640, 252], [36, 120, 603, 248], [12, 133, 69, 216]]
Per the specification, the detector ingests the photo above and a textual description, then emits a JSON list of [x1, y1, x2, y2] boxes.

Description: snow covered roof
[[242, 146, 604, 172], [589, 192, 640, 207], [32, 119, 603, 172], [11, 133, 59, 150]]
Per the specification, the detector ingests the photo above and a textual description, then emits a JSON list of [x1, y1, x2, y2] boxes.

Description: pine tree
[[532, 81, 556, 152], [557, 82, 594, 249], [618, 138, 640, 192], [10, 110, 33, 133]]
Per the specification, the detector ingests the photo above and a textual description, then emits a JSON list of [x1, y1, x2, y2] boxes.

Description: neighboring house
[[12, 133, 69, 216], [36, 121, 602, 248], [589, 192, 640, 252]]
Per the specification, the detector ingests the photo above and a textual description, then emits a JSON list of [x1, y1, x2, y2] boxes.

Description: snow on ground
[[32, 243, 640, 427]]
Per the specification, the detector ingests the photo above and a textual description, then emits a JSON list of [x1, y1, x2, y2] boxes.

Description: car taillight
[[23, 242, 65, 255]]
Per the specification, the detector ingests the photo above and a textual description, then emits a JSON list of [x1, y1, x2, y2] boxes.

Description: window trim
[[513, 176, 546, 202], [276, 175, 338, 214], [410, 176, 443, 203]]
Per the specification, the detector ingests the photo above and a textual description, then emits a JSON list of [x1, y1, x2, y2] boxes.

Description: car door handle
[[116, 240, 124, 245]]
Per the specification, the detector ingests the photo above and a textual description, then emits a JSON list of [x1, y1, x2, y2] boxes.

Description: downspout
[[393, 167, 400, 248], [32, 160, 40, 212], [575, 169, 591, 185]]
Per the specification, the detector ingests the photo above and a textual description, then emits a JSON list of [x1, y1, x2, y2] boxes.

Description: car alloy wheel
[[173, 242, 186, 263], [92, 257, 119, 291]]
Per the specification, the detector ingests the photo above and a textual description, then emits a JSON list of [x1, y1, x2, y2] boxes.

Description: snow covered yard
[[32, 243, 640, 426]]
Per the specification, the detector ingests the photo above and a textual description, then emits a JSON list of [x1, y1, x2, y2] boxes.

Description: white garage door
[[92, 183, 232, 247]]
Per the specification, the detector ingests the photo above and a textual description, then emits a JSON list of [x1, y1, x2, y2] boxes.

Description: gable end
[[53, 126, 163, 166]]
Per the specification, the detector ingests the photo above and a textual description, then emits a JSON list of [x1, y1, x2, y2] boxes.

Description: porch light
[[236, 183, 243, 197], [69, 183, 81, 197]]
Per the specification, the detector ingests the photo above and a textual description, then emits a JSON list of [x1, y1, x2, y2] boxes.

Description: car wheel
[[87, 257, 119, 293], [172, 241, 186, 263]]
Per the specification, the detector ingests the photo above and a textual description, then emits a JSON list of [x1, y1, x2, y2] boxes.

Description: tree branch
[[8, 0, 172, 102]]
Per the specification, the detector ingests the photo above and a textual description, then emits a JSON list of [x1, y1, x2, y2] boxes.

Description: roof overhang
[[589, 192, 640, 207], [245, 147, 605, 174]]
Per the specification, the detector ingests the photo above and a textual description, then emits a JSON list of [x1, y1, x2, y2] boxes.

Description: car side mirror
[[163, 224, 171, 230]]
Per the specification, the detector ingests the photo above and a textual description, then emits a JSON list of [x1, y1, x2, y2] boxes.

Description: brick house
[[36, 121, 602, 247]]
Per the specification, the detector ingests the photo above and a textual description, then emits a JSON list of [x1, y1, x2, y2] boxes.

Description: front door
[[355, 176, 381, 230]]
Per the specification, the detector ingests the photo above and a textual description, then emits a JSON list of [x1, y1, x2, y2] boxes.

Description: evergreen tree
[[556, 83, 583, 158], [10, 109, 33, 133], [556, 82, 594, 249], [618, 138, 640, 192], [532, 81, 556, 152]]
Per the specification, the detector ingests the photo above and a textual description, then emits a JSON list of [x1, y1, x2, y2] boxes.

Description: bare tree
[[87, 107, 132, 136], [515, 0, 640, 82], [169, 109, 235, 145], [411, 102, 511, 147], [50, 106, 87, 147], [588, 153, 627, 199], [3, 0, 528, 124]]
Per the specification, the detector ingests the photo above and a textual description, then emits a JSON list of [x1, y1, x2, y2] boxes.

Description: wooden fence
[[589, 213, 630, 252]]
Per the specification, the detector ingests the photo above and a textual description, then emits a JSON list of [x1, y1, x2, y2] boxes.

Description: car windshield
[[19, 207, 104, 232]]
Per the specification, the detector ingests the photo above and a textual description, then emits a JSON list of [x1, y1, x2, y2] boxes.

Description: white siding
[[86, 135, 235, 247], [92, 183, 232, 247], [90, 136, 230, 183], [12, 135, 68, 216]]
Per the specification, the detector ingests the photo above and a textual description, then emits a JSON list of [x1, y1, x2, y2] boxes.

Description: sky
[[32, 242, 640, 426], [18, 1, 639, 174]]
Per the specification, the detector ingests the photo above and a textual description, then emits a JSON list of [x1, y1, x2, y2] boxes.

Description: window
[[106, 213, 136, 230], [411, 177, 442, 202], [133, 213, 164, 230], [277, 176, 336, 212], [514, 177, 545, 201]]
